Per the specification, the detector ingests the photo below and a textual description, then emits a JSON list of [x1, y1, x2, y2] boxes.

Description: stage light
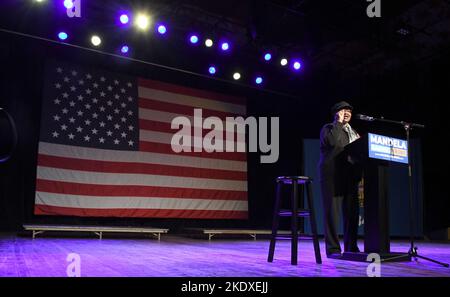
[[119, 14, 129, 25], [63, 0, 73, 9], [121, 45, 129, 54], [264, 53, 272, 61], [221, 42, 229, 51], [205, 39, 213, 47], [189, 35, 199, 44], [135, 14, 150, 30], [91, 35, 101, 46], [280, 58, 288, 66], [35, 0, 45, 2], [157, 25, 167, 35], [58, 32, 68, 41], [293, 61, 301, 70], [208, 66, 216, 75], [255, 76, 263, 84], [233, 72, 241, 80]]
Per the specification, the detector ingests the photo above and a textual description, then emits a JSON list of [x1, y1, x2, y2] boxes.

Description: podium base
[[340, 252, 411, 262]]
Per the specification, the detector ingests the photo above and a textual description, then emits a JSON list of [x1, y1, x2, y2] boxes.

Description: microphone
[[354, 114, 375, 121]]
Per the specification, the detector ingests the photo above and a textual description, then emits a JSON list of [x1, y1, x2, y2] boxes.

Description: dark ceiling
[[1, 0, 450, 96], [179, 0, 450, 75]]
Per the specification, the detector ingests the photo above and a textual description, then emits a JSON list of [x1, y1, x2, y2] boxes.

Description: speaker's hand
[[335, 110, 345, 124]]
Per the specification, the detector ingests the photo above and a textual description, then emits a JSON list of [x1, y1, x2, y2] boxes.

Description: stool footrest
[[276, 176, 312, 184], [278, 209, 310, 217]]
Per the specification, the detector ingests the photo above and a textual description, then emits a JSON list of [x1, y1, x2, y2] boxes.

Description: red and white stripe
[[35, 78, 248, 219]]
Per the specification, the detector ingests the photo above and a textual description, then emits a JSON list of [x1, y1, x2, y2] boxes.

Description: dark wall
[[1, 30, 449, 235]]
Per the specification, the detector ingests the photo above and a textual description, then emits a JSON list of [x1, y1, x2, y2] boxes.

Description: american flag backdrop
[[34, 61, 248, 219]]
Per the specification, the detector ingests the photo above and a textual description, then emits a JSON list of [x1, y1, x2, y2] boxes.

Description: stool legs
[[268, 181, 282, 262], [268, 178, 322, 265], [307, 182, 322, 264], [291, 180, 298, 265]]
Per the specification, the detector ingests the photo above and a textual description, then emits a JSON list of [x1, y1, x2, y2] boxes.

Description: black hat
[[331, 101, 353, 114]]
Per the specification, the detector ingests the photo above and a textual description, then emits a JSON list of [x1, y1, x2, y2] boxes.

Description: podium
[[340, 133, 411, 262]]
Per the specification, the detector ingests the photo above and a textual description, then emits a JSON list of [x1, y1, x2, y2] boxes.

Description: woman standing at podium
[[318, 101, 361, 258]]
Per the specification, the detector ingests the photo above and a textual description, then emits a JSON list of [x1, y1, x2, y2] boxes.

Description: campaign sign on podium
[[368, 133, 408, 164]]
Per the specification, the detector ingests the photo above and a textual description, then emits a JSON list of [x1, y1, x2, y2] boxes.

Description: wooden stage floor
[[1, 234, 449, 277]]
